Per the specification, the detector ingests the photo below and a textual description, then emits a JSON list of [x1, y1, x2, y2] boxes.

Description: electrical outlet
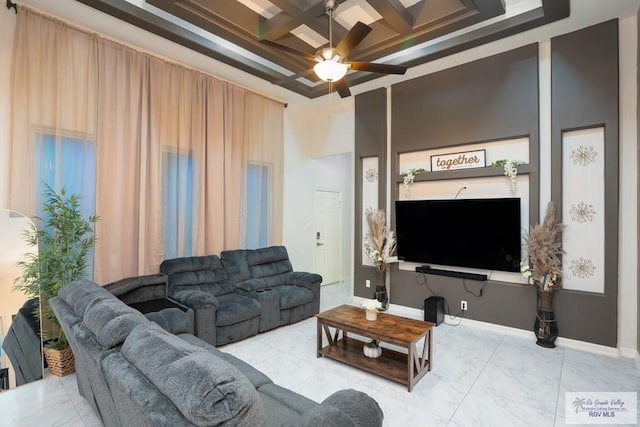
[[366, 279, 371, 288], [461, 300, 468, 311]]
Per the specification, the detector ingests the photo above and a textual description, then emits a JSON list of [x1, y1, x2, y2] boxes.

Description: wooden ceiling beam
[[268, 0, 334, 39], [367, 0, 413, 34], [260, 13, 298, 41]]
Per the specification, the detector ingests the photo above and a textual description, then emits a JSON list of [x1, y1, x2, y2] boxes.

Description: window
[[162, 150, 196, 259], [34, 133, 96, 276], [244, 163, 270, 249]]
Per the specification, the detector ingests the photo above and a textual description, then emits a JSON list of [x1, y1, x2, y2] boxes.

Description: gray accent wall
[[354, 22, 621, 347], [354, 88, 387, 299], [392, 44, 540, 152], [550, 20, 619, 347], [386, 45, 540, 331]]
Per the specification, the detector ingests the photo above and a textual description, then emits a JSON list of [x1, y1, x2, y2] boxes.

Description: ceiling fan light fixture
[[318, 48, 338, 61], [314, 59, 348, 82]]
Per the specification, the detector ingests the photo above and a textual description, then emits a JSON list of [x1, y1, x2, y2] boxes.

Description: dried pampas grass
[[526, 201, 564, 280], [364, 208, 396, 270]]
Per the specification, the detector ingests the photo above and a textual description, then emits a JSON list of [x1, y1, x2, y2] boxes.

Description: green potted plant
[[13, 185, 99, 376]]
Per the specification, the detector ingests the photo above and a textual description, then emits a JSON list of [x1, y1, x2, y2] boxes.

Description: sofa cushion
[[161, 255, 234, 296], [274, 286, 314, 310], [145, 308, 191, 335], [83, 298, 147, 348], [220, 249, 252, 283], [59, 279, 117, 317], [246, 246, 293, 282], [215, 293, 261, 326], [177, 333, 272, 388], [121, 323, 265, 427]]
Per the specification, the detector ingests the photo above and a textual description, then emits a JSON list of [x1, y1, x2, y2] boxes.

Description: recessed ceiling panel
[[78, 0, 570, 98], [334, 0, 384, 29], [236, 0, 281, 19], [290, 24, 328, 48]]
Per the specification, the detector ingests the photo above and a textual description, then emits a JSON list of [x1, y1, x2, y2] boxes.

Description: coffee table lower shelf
[[319, 336, 416, 387]]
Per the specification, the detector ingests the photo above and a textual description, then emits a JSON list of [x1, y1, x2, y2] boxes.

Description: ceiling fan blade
[[333, 79, 351, 98], [272, 68, 315, 85], [260, 39, 316, 61], [335, 22, 372, 60], [347, 61, 407, 75]]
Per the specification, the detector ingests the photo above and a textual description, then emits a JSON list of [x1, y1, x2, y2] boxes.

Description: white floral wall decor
[[561, 128, 605, 293], [362, 156, 379, 267]]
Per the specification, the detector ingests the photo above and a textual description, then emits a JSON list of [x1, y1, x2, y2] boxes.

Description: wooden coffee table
[[316, 304, 434, 392]]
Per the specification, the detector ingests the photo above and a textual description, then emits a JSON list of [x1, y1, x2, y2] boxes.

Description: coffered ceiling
[[75, 0, 570, 98]]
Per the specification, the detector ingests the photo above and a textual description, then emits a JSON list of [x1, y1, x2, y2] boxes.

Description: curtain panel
[[9, 7, 97, 216], [9, 7, 284, 283]]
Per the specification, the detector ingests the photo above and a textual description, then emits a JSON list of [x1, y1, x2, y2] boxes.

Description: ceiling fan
[[262, 0, 407, 98]]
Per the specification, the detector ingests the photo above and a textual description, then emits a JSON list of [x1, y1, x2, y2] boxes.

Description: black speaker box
[[424, 296, 444, 325]]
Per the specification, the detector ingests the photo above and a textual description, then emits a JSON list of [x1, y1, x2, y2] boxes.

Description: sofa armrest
[[104, 274, 168, 304], [234, 278, 271, 293], [286, 271, 322, 289], [299, 389, 383, 427], [170, 289, 219, 310], [169, 290, 219, 346]]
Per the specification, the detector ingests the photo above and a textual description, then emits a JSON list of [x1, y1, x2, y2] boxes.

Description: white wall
[[618, 15, 638, 357], [281, 97, 354, 273]]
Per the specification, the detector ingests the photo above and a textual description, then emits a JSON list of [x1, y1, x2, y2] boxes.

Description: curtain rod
[[6, 0, 17, 14]]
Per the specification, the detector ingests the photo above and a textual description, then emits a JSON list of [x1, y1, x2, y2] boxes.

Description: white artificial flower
[[362, 299, 383, 312]]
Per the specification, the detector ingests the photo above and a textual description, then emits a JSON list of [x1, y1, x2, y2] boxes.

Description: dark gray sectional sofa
[[50, 279, 384, 427], [157, 246, 322, 346]]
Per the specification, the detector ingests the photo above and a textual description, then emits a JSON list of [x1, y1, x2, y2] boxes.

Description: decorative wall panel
[[561, 127, 605, 293], [361, 156, 379, 267]]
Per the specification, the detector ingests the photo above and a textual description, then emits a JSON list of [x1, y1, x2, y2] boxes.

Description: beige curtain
[[8, 7, 97, 215], [242, 93, 284, 247], [10, 7, 284, 284], [94, 40, 161, 283]]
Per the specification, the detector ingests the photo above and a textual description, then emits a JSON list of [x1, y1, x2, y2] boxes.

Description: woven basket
[[43, 346, 75, 377]]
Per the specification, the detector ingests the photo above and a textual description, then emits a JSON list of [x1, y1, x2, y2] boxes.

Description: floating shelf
[[397, 164, 532, 183]]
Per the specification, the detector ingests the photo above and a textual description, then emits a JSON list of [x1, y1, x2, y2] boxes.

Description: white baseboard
[[352, 297, 633, 359], [619, 347, 640, 360]]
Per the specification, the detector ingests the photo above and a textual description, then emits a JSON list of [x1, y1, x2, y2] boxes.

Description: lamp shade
[[314, 59, 348, 82]]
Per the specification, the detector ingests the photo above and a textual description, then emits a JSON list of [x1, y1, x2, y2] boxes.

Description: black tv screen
[[395, 198, 521, 272]]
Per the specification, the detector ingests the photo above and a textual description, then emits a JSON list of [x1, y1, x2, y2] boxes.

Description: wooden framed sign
[[430, 149, 486, 171]]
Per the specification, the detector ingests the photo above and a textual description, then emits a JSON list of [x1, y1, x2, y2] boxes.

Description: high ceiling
[[75, 0, 570, 98]]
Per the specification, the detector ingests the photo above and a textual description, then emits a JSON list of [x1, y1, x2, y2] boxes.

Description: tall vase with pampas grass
[[364, 208, 396, 310], [521, 201, 564, 347]]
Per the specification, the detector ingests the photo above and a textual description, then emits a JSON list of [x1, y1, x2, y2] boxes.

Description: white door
[[314, 189, 342, 285]]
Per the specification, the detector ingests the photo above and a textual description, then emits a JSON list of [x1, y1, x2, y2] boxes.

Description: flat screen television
[[395, 198, 521, 272]]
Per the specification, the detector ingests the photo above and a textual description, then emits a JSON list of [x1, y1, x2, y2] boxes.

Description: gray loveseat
[[159, 246, 321, 346], [160, 255, 262, 346], [221, 246, 321, 332], [50, 279, 383, 427]]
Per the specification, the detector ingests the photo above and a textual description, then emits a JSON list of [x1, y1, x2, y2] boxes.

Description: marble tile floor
[[1, 281, 638, 427]]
